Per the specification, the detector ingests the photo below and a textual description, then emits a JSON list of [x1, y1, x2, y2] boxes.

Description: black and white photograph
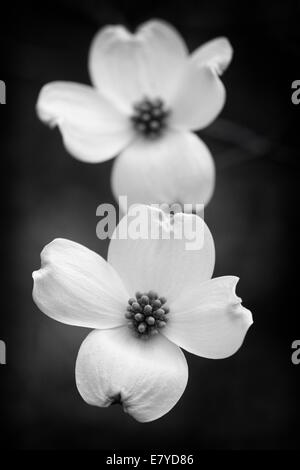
[[0, 0, 299, 454]]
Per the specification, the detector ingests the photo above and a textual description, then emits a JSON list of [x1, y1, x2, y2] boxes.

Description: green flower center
[[125, 291, 169, 338], [131, 98, 170, 139]]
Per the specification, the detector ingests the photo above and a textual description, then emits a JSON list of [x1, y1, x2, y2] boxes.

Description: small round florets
[[125, 290, 169, 338], [131, 98, 170, 139]]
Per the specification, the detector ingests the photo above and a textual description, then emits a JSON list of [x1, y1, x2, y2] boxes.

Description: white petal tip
[[32, 270, 39, 280], [212, 37, 233, 75], [192, 36, 233, 76]]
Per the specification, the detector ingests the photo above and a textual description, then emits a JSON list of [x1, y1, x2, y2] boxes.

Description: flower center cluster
[[125, 291, 169, 338], [131, 98, 170, 139]]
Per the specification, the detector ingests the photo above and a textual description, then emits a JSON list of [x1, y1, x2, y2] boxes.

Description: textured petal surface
[[162, 276, 253, 359], [32, 238, 129, 329], [108, 205, 215, 304], [89, 20, 188, 112], [112, 131, 215, 210], [191, 37, 233, 75], [75, 327, 188, 422], [37, 81, 134, 162], [169, 64, 226, 131]]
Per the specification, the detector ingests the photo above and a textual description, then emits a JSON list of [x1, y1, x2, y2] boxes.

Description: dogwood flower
[[37, 20, 232, 210], [32, 206, 252, 422]]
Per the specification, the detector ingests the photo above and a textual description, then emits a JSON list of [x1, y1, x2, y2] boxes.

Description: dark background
[[0, 0, 299, 450]]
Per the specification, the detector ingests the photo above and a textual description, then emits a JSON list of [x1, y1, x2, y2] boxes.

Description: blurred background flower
[[37, 19, 231, 209]]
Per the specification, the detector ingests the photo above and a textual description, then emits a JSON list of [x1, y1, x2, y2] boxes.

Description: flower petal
[[37, 81, 134, 162], [75, 327, 188, 422], [191, 37, 233, 75], [162, 276, 253, 359], [169, 64, 225, 131], [108, 205, 215, 304], [112, 131, 215, 210], [32, 238, 129, 329], [88, 20, 188, 113]]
